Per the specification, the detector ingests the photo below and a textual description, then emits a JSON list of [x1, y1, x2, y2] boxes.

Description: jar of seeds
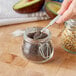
[[61, 19, 76, 54]]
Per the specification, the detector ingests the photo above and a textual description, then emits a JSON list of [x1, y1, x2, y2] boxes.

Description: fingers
[[58, 0, 73, 15], [56, 0, 76, 24], [56, 8, 73, 23]]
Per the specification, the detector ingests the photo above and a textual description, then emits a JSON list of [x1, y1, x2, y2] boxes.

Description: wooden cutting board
[[0, 20, 76, 76]]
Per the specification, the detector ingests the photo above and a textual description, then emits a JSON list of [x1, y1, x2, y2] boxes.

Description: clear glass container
[[22, 27, 54, 63], [61, 19, 76, 54]]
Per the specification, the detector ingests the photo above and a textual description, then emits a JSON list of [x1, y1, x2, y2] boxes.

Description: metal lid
[[65, 19, 76, 30]]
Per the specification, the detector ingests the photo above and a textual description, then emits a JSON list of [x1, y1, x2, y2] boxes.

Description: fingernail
[[57, 10, 64, 15], [57, 10, 60, 14], [56, 19, 62, 24], [57, 8, 62, 14]]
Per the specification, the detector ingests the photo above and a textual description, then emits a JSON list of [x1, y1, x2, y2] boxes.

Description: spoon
[[34, 15, 61, 39]]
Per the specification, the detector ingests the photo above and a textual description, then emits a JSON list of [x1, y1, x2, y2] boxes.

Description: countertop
[[0, 20, 76, 76]]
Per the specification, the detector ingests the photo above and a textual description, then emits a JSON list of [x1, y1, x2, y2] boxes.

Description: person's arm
[[56, 0, 76, 23]]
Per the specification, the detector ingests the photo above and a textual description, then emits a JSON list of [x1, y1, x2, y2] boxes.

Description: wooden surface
[[0, 20, 76, 76]]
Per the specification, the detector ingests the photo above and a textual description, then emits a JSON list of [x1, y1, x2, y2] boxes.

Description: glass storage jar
[[22, 27, 54, 63], [61, 19, 76, 54]]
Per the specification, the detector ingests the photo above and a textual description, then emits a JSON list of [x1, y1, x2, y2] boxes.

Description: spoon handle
[[41, 15, 61, 32]]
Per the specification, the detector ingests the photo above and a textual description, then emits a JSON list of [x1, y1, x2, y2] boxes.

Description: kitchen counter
[[0, 20, 76, 76]]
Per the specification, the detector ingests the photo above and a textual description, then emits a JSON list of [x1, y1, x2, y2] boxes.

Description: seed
[[61, 28, 76, 52]]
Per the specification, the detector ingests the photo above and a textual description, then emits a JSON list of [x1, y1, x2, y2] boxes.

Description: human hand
[[56, 0, 76, 23]]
